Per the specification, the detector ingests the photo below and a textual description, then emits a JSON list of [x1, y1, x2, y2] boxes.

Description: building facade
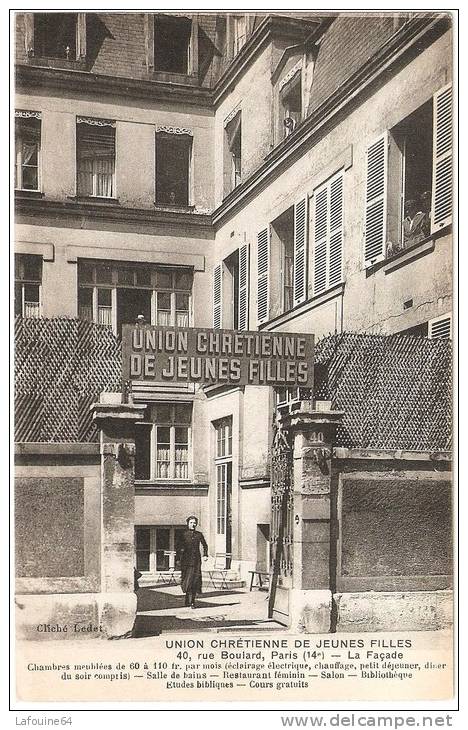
[[15, 12, 453, 627]]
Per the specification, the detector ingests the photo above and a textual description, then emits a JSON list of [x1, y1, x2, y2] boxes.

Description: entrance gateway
[[123, 324, 314, 612]]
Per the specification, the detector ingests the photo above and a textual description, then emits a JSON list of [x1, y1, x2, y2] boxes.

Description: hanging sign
[[122, 325, 314, 388]]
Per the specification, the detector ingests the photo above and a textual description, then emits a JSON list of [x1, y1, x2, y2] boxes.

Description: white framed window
[[224, 111, 242, 195], [135, 526, 186, 572], [15, 254, 42, 318], [15, 112, 41, 191], [280, 70, 302, 139], [313, 170, 344, 296], [232, 15, 247, 55], [76, 117, 116, 198], [213, 244, 249, 331], [364, 84, 452, 267], [135, 404, 193, 482], [153, 14, 197, 75], [78, 262, 192, 336], [214, 417, 233, 564], [275, 386, 312, 408]]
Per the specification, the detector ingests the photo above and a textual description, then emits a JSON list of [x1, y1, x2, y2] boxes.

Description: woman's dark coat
[[179, 528, 208, 595]]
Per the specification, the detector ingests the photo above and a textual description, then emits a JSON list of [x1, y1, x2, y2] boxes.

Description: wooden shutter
[[428, 315, 451, 339], [213, 263, 222, 329], [329, 173, 343, 287], [238, 243, 249, 331], [257, 228, 269, 326], [431, 84, 452, 233], [313, 186, 328, 295], [364, 133, 387, 267], [293, 198, 307, 306]]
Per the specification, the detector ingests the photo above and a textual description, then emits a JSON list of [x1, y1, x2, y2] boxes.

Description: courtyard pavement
[[133, 582, 283, 636]]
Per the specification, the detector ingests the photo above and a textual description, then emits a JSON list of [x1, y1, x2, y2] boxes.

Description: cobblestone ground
[[134, 583, 282, 636]]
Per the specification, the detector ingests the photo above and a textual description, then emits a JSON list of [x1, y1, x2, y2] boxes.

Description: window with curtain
[[76, 118, 116, 198], [77, 262, 192, 333], [15, 113, 41, 191], [154, 404, 192, 481], [15, 254, 42, 318]]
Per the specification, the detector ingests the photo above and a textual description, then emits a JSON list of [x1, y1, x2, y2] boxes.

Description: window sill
[[135, 480, 208, 491], [383, 236, 435, 274], [153, 203, 195, 213], [15, 189, 43, 198], [67, 196, 120, 206], [26, 55, 87, 71], [152, 71, 199, 86]]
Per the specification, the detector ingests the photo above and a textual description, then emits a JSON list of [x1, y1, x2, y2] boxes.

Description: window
[[232, 15, 246, 55], [313, 172, 344, 296], [135, 526, 186, 572], [34, 13, 78, 60], [153, 15, 194, 74], [212, 244, 249, 331], [280, 70, 302, 139], [15, 112, 41, 191], [271, 207, 294, 314], [155, 132, 192, 206], [78, 262, 192, 336], [76, 118, 116, 198], [364, 85, 452, 267], [15, 255, 42, 318], [135, 404, 192, 482], [224, 111, 242, 195], [275, 387, 312, 408], [257, 198, 307, 325], [214, 418, 233, 565]]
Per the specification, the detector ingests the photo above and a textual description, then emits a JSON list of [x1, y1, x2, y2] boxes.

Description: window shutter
[[257, 228, 269, 326], [213, 263, 222, 329], [428, 315, 451, 339], [329, 173, 343, 287], [364, 133, 387, 267], [313, 186, 328, 295], [238, 243, 249, 331], [293, 198, 307, 306], [431, 84, 452, 233]]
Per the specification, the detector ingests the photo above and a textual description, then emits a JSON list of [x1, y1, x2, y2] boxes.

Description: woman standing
[[179, 516, 208, 608]]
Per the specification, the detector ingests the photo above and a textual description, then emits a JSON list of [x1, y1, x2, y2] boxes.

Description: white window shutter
[[238, 243, 249, 331], [431, 84, 452, 233], [329, 173, 343, 287], [293, 198, 307, 306], [428, 314, 451, 339], [364, 133, 387, 267], [257, 228, 269, 326], [213, 263, 222, 329], [313, 186, 328, 295]]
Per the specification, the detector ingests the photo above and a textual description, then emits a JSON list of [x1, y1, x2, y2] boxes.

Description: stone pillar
[[91, 402, 146, 638], [278, 401, 343, 633]]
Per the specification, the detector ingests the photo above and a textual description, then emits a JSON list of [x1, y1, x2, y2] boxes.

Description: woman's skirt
[[181, 563, 202, 595]]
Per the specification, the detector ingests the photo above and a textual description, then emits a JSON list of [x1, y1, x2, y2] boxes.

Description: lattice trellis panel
[[314, 332, 452, 451], [15, 317, 122, 442]]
